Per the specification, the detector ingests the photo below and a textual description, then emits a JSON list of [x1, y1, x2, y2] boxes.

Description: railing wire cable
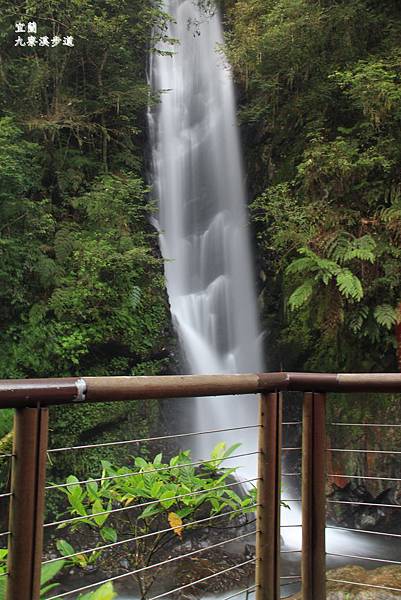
[[330, 422, 401, 428], [327, 500, 401, 509], [327, 525, 401, 539], [280, 579, 302, 587], [218, 585, 256, 600], [48, 425, 259, 454], [328, 448, 401, 455], [46, 452, 259, 491], [43, 503, 258, 564], [45, 477, 259, 528], [327, 553, 401, 565], [46, 532, 257, 599], [326, 578, 401, 593], [329, 473, 401, 483], [149, 566, 256, 600]]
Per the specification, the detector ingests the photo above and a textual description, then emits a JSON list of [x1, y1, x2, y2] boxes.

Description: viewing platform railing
[[1, 372, 401, 600]]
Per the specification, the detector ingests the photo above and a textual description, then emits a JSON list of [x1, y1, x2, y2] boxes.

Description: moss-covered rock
[[288, 565, 401, 599]]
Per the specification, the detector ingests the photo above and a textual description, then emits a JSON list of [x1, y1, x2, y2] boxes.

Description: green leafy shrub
[[0, 549, 115, 599], [54, 444, 256, 599]]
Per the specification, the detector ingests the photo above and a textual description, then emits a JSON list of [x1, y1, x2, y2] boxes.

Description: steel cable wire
[[46, 452, 260, 491], [47, 425, 259, 454], [45, 477, 259, 528], [327, 526, 401, 539], [43, 503, 259, 565], [326, 578, 401, 593], [148, 567, 256, 600], [46, 531, 257, 599]]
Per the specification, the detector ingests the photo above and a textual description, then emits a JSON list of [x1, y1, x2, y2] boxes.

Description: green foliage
[[53, 444, 256, 599], [287, 244, 367, 310], [0, 551, 65, 599], [225, 0, 401, 371], [0, 0, 174, 380], [0, 549, 115, 598], [78, 584, 116, 600], [0, 0, 175, 479]]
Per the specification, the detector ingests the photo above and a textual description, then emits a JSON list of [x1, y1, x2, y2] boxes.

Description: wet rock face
[[327, 481, 399, 532], [287, 565, 401, 599]]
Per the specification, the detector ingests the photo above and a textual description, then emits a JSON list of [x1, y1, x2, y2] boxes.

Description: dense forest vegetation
[[223, 0, 401, 373], [0, 0, 172, 380], [0, 0, 400, 452], [1, 0, 400, 383], [0, 0, 400, 596], [0, 0, 175, 455]]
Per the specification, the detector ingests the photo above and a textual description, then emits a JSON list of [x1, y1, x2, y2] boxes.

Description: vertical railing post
[[256, 391, 282, 600], [302, 392, 327, 600], [7, 407, 49, 600]]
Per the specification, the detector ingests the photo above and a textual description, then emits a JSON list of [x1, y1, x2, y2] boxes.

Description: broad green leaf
[[41, 559, 65, 585], [56, 539, 75, 558], [100, 527, 117, 543], [78, 582, 116, 599]]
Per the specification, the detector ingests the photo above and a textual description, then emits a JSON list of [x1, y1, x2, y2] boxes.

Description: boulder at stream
[[287, 565, 401, 599]]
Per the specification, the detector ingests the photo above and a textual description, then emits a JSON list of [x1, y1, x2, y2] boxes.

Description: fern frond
[[285, 256, 316, 275], [381, 203, 401, 224], [326, 234, 352, 264], [130, 286, 141, 310], [336, 269, 364, 301], [374, 304, 399, 329], [348, 305, 369, 333], [288, 279, 314, 310], [342, 235, 376, 263]]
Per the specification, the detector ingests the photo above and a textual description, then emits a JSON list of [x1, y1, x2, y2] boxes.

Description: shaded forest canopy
[[0, 0, 400, 383], [223, 0, 401, 372], [0, 0, 173, 380], [0, 0, 175, 455]]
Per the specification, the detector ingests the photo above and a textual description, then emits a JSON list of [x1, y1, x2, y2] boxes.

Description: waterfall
[[147, 1, 396, 588], [150, 0, 263, 475]]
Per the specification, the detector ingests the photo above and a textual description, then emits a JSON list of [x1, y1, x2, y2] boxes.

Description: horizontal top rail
[[0, 372, 400, 409]]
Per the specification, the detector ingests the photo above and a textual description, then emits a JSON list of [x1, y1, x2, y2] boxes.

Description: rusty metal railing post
[[256, 391, 282, 600], [302, 392, 326, 600], [6, 407, 49, 600]]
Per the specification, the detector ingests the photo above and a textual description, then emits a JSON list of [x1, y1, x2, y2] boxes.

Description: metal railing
[[0, 372, 400, 600]]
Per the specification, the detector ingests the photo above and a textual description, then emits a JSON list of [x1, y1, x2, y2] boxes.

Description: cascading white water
[[148, 0, 393, 583], [150, 0, 263, 473]]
